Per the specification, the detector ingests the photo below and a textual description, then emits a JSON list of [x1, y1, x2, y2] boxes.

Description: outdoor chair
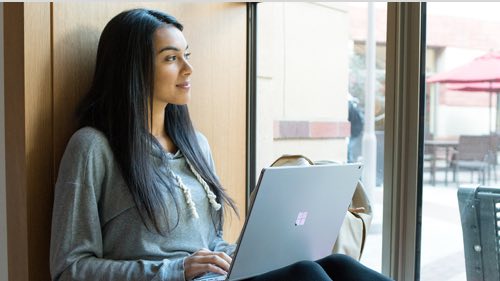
[[457, 185, 500, 281], [452, 135, 491, 185], [487, 134, 499, 183], [427, 144, 455, 186]]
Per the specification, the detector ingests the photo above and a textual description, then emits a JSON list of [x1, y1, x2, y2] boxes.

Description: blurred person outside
[[348, 95, 364, 163]]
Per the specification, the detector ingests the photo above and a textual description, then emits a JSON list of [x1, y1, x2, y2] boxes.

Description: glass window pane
[[423, 3, 500, 280], [256, 2, 387, 272]]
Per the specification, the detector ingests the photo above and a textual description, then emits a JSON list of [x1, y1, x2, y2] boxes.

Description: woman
[[50, 8, 392, 281]]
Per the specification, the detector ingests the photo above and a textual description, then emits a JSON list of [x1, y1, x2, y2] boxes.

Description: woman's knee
[[290, 260, 318, 271], [317, 254, 359, 269], [289, 260, 323, 274], [316, 254, 394, 281], [251, 260, 330, 281]]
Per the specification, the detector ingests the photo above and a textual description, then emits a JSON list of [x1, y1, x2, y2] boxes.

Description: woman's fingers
[[217, 251, 232, 265], [193, 249, 232, 269], [185, 261, 227, 279], [192, 252, 231, 271], [184, 249, 233, 280]]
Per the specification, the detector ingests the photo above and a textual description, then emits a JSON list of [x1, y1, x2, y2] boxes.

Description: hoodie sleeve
[[50, 128, 187, 281], [210, 230, 237, 257]]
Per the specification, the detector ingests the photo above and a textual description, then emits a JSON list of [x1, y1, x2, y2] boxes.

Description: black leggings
[[243, 254, 393, 281]]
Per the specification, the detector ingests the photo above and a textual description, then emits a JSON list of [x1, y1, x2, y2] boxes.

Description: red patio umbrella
[[427, 51, 500, 133], [446, 82, 500, 92], [427, 51, 500, 84]]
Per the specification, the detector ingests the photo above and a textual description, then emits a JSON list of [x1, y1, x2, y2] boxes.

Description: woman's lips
[[176, 82, 191, 89]]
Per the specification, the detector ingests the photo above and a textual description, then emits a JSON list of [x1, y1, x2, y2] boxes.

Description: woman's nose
[[182, 60, 193, 76]]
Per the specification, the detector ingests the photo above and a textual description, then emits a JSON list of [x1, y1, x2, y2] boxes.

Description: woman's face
[[152, 25, 193, 106]]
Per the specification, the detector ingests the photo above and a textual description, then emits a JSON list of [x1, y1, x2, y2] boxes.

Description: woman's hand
[[184, 248, 233, 280]]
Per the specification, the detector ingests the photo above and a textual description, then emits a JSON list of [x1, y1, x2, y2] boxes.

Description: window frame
[[383, 2, 424, 280]]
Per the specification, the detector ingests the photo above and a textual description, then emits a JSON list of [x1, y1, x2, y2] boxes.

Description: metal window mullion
[[246, 2, 257, 211], [383, 3, 423, 280]]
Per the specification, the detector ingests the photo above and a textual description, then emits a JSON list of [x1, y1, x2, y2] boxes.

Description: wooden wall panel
[[4, 3, 52, 280], [52, 2, 247, 242], [4, 3, 246, 280], [181, 4, 247, 238], [4, 4, 29, 280], [25, 4, 53, 279]]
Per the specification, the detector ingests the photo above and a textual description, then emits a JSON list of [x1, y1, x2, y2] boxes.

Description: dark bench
[[458, 185, 500, 281]]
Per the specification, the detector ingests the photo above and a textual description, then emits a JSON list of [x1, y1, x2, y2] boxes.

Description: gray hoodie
[[50, 127, 235, 281]]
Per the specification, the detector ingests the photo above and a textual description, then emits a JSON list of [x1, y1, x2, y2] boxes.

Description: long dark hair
[[78, 8, 238, 234]]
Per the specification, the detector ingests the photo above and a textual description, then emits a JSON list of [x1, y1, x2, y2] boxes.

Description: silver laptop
[[195, 163, 363, 281]]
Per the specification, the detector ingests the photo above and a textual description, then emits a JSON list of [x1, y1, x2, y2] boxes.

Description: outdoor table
[[424, 139, 459, 185]]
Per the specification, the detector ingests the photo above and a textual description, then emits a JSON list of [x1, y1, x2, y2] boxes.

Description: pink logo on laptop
[[295, 211, 308, 226]]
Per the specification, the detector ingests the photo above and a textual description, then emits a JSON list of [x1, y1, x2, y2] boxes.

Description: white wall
[[439, 47, 484, 72], [256, 2, 350, 171], [438, 105, 493, 136], [0, 3, 8, 281]]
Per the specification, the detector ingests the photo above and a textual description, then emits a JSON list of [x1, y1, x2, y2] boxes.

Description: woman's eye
[[165, 55, 176, 62], [184, 52, 191, 60]]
